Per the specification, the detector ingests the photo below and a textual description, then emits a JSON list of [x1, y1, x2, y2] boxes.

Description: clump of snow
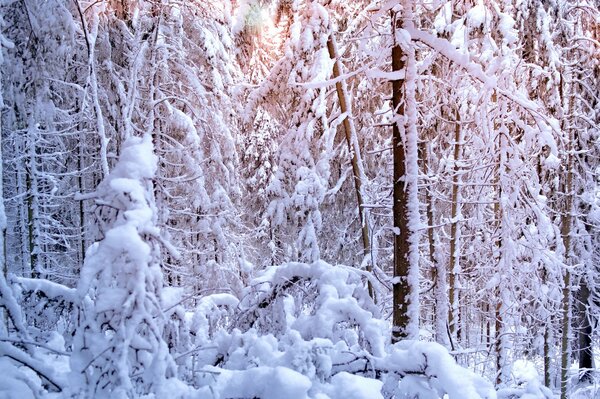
[[570, 385, 600, 399], [381, 340, 496, 399], [325, 372, 384, 399], [168, 107, 200, 147], [497, 359, 553, 399], [0, 358, 36, 399], [433, 1, 453, 35], [466, 2, 488, 29], [543, 152, 561, 170], [497, 11, 518, 46], [196, 366, 312, 399]]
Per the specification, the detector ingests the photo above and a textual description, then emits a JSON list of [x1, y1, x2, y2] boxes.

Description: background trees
[[0, 0, 598, 398]]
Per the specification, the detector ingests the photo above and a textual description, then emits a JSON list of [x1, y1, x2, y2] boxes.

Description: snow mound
[[171, 261, 497, 399], [196, 366, 311, 399], [496, 360, 552, 399]]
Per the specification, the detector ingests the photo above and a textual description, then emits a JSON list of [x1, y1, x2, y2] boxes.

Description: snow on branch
[[0, 341, 65, 392], [405, 26, 559, 154], [12, 276, 78, 304]]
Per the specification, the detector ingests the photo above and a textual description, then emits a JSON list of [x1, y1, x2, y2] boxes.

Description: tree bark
[[560, 76, 574, 399], [578, 281, 593, 382], [391, 7, 420, 342], [537, 151, 552, 388], [448, 110, 462, 340], [420, 139, 447, 345], [25, 125, 38, 279], [493, 91, 506, 386], [326, 35, 374, 300]]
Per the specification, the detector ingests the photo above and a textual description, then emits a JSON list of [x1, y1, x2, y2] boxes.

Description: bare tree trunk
[[0, 62, 7, 333], [391, 7, 420, 342], [485, 302, 491, 347], [421, 139, 447, 345], [25, 128, 37, 279], [391, 13, 409, 341], [537, 153, 553, 388], [448, 111, 462, 341], [560, 78, 574, 399], [326, 35, 374, 300], [77, 126, 86, 267], [493, 92, 506, 386], [544, 274, 552, 387], [420, 141, 436, 275], [578, 281, 593, 382], [544, 326, 551, 386], [495, 290, 503, 385]]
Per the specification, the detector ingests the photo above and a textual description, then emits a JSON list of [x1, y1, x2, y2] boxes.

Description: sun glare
[[233, 1, 286, 55]]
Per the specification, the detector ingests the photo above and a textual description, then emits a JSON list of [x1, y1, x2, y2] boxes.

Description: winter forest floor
[[0, 0, 599, 398]]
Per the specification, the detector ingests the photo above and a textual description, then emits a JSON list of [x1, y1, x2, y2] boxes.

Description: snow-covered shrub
[[0, 272, 66, 396], [168, 260, 496, 398], [10, 276, 77, 345], [495, 359, 558, 398], [233, 260, 384, 355]]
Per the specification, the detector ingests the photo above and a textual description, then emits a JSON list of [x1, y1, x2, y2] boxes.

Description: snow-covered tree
[[0, 0, 598, 397], [70, 135, 175, 397]]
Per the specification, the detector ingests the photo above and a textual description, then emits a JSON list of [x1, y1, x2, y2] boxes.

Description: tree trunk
[[495, 290, 503, 385], [493, 91, 506, 386], [391, 7, 420, 342], [544, 325, 551, 387], [560, 78, 574, 399], [25, 124, 38, 279], [578, 281, 593, 382], [537, 152, 552, 388], [421, 139, 447, 346], [77, 124, 86, 268], [0, 61, 7, 333], [448, 111, 462, 341], [326, 35, 374, 300]]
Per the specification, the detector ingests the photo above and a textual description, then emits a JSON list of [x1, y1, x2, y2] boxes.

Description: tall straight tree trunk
[[559, 70, 574, 399], [448, 110, 462, 341], [421, 139, 447, 346], [493, 91, 507, 386], [494, 152, 504, 386], [537, 155, 553, 388], [0, 48, 7, 332], [543, 270, 552, 388], [87, 7, 110, 178], [485, 302, 491, 347], [574, 65, 593, 383], [495, 289, 503, 385], [391, 6, 420, 342], [77, 125, 86, 267], [560, 126, 573, 399], [26, 122, 38, 279], [326, 35, 374, 300]]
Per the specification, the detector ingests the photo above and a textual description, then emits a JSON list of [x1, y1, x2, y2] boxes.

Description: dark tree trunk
[[391, 10, 413, 342], [578, 281, 593, 382]]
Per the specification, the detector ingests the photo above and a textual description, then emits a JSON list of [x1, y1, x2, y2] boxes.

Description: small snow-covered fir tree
[[70, 135, 175, 398]]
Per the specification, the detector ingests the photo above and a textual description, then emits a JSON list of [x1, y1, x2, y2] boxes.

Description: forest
[[0, 0, 598, 398]]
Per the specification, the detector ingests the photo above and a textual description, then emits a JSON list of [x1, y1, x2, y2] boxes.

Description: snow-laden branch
[[405, 26, 559, 154], [12, 276, 78, 303], [0, 341, 65, 391]]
